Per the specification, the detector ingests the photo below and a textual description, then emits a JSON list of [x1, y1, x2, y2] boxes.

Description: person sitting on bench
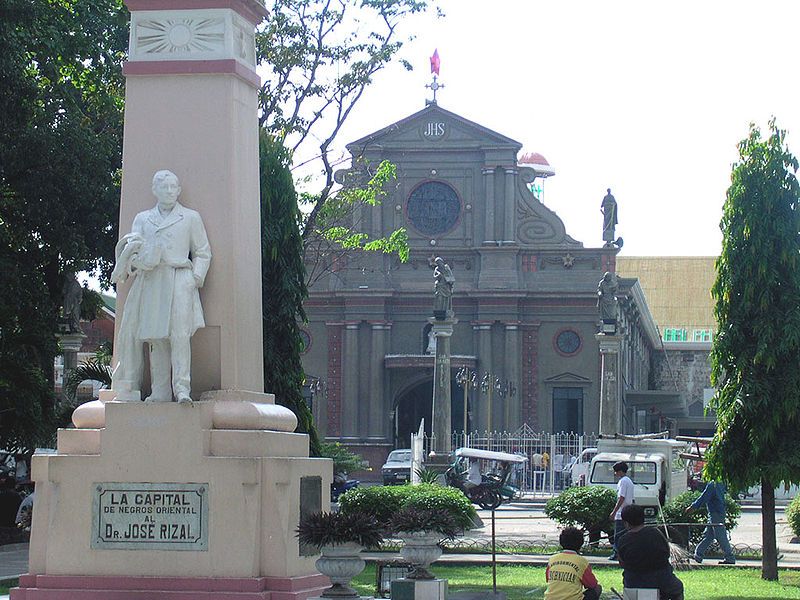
[[617, 505, 684, 600]]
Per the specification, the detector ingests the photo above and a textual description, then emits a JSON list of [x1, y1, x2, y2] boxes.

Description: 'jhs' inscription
[[424, 122, 445, 137]]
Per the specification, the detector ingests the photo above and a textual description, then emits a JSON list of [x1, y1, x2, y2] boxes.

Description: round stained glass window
[[556, 330, 581, 355], [406, 181, 461, 235]]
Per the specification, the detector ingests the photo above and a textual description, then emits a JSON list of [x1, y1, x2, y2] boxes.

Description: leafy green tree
[[706, 119, 800, 580], [257, 0, 432, 283], [259, 131, 321, 455], [0, 0, 127, 450]]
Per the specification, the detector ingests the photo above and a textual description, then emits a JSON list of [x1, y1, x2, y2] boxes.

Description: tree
[[257, 0, 433, 281], [706, 119, 800, 580], [0, 0, 127, 450], [259, 131, 322, 455]]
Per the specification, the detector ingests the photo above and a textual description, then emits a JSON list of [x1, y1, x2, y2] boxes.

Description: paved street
[[2, 502, 797, 585]]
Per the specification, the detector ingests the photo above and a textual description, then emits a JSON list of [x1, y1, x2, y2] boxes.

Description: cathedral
[[300, 101, 666, 468]]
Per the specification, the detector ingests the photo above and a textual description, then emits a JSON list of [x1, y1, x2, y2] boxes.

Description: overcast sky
[[325, 0, 800, 257]]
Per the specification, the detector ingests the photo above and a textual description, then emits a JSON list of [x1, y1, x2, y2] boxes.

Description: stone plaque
[[299, 476, 322, 556], [92, 482, 209, 551]]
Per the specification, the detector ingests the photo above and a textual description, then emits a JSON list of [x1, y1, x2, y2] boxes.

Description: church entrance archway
[[392, 377, 470, 448]]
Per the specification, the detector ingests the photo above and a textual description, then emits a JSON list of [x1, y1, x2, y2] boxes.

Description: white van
[[589, 436, 688, 521]]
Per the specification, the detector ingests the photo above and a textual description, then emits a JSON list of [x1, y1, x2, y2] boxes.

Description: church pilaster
[[341, 321, 360, 437], [482, 168, 496, 244], [368, 321, 391, 438], [504, 322, 520, 429], [503, 168, 518, 244]]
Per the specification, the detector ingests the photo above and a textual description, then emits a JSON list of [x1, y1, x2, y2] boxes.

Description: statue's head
[[434, 256, 445, 267], [602, 271, 613, 282], [152, 170, 181, 207]]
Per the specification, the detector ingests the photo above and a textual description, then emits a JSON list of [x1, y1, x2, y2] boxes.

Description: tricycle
[[445, 447, 527, 510]]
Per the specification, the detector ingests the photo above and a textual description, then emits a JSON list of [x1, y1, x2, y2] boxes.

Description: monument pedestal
[[596, 333, 623, 435], [11, 401, 332, 599]]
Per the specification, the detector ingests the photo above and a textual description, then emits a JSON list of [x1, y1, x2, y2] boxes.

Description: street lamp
[[480, 372, 517, 432], [455, 367, 476, 436]]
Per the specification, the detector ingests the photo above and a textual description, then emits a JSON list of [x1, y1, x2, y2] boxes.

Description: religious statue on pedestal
[[60, 273, 83, 333], [432, 256, 455, 320], [597, 271, 619, 325], [601, 188, 618, 246], [110, 170, 212, 403]]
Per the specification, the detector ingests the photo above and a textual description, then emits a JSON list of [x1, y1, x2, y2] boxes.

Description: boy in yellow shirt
[[545, 527, 602, 600]]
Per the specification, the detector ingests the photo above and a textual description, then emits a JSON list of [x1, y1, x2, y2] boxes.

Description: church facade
[[300, 103, 664, 468]]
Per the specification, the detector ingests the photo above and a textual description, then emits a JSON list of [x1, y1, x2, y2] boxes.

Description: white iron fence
[[416, 426, 597, 494]]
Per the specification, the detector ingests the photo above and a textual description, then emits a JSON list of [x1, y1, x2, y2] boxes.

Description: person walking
[[608, 461, 633, 561], [685, 480, 736, 564]]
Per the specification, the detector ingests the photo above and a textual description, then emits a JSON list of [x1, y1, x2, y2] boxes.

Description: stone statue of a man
[[110, 170, 212, 403], [601, 188, 618, 245], [597, 271, 619, 323], [433, 256, 455, 320], [61, 273, 83, 332]]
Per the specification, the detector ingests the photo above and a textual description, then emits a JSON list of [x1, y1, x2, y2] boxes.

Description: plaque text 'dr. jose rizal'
[[92, 482, 209, 550]]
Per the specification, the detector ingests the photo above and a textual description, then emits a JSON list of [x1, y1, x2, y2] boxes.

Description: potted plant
[[389, 507, 461, 579], [296, 511, 383, 597]]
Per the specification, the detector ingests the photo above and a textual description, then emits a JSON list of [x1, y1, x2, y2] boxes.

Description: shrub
[[296, 511, 383, 548], [415, 467, 441, 484], [660, 490, 741, 545], [319, 442, 369, 476], [403, 484, 477, 531], [787, 494, 800, 539], [339, 485, 410, 524], [544, 486, 617, 538], [390, 507, 461, 539], [339, 484, 477, 532]]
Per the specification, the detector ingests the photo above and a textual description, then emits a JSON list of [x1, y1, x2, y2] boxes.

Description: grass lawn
[[353, 564, 800, 600]]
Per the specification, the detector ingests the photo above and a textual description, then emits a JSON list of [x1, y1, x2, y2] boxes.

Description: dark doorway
[[553, 387, 583, 433], [393, 377, 466, 448]]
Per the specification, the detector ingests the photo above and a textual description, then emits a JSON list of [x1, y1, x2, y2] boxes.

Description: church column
[[341, 321, 360, 438], [482, 168, 495, 244], [503, 168, 517, 244], [475, 322, 492, 430], [368, 321, 391, 439], [504, 322, 520, 429]]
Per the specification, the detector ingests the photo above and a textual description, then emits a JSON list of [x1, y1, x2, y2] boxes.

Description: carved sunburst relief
[[136, 18, 225, 54]]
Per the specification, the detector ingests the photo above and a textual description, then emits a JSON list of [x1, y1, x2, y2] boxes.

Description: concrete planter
[[316, 542, 365, 598], [397, 531, 443, 579]]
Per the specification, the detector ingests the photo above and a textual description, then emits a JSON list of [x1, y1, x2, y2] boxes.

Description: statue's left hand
[[193, 273, 203, 288]]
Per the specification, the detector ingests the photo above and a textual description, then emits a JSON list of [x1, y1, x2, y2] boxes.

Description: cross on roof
[[425, 74, 444, 105]]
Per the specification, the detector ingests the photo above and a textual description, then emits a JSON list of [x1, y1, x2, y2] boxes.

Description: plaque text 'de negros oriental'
[[92, 483, 209, 550]]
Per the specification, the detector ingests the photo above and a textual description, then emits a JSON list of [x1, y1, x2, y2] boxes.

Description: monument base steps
[[10, 573, 330, 600]]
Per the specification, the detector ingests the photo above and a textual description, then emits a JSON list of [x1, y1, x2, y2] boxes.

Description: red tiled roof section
[[518, 152, 550, 166]]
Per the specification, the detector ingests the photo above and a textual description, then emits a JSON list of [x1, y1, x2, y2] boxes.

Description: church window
[[663, 327, 688, 342], [555, 330, 581, 356], [521, 254, 537, 272], [406, 181, 461, 235], [692, 329, 712, 342]]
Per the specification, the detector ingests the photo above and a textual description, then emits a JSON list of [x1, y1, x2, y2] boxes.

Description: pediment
[[346, 104, 522, 152], [543, 372, 593, 385]]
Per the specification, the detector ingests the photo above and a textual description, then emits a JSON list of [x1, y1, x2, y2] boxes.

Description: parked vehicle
[[568, 447, 597, 487], [381, 449, 413, 485], [331, 473, 359, 502], [445, 447, 527, 510], [589, 433, 689, 521]]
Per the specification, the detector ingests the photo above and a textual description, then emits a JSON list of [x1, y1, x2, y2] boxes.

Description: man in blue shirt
[[685, 481, 735, 564]]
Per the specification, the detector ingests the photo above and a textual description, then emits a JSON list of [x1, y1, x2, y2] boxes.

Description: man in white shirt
[[608, 461, 634, 561]]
